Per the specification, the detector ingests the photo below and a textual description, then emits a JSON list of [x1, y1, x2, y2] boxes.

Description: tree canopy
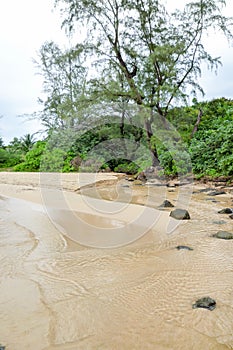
[[13, 1, 232, 176], [53, 0, 232, 114]]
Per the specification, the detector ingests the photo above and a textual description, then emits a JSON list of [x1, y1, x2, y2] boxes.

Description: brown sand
[[0, 172, 233, 349]]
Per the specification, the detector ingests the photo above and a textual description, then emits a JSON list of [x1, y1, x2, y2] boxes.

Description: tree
[[34, 41, 87, 130], [0, 137, 4, 148], [52, 0, 233, 165], [20, 133, 36, 153]]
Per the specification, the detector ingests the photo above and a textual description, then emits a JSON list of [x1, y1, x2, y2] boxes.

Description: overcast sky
[[0, 0, 233, 144]]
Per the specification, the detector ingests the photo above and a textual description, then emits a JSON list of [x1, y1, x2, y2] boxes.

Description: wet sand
[[0, 172, 233, 349]]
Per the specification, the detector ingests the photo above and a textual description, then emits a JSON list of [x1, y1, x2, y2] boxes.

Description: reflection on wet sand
[[0, 173, 233, 349]]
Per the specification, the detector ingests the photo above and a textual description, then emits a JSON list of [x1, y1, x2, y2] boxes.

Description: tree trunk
[[144, 118, 159, 166], [191, 108, 203, 138]]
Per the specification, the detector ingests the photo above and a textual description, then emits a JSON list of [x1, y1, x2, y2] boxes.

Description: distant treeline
[[1, 98, 233, 179]]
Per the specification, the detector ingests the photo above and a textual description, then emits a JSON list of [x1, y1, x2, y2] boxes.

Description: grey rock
[[212, 220, 226, 225], [208, 190, 226, 196], [199, 187, 215, 193], [159, 200, 174, 208], [170, 209, 190, 220], [212, 231, 233, 240], [0, 346, 5, 350], [218, 208, 232, 214], [176, 245, 193, 251], [192, 297, 216, 311]]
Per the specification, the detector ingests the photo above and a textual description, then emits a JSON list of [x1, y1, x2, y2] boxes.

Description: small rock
[[159, 200, 174, 208], [218, 208, 232, 214], [212, 220, 226, 225], [192, 297, 216, 311], [229, 214, 233, 219], [212, 231, 233, 240], [137, 171, 147, 182], [176, 245, 193, 251], [167, 182, 176, 188], [208, 191, 226, 196], [144, 166, 165, 179], [70, 155, 82, 169], [199, 187, 215, 193], [170, 209, 190, 220], [0, 346, 5, 350], [126, 177, 134, 182]]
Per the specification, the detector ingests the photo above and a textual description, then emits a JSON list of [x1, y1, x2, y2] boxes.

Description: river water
[[0, 174, 233, 349]]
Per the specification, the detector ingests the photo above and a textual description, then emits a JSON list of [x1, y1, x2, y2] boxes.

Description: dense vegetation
[[1, 1, 233, 179], [1, 98, 233, 178]]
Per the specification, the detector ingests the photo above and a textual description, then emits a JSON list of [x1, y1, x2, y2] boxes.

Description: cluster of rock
[[126, 171, 233, 312]]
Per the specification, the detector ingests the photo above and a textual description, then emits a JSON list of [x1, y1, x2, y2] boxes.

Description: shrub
[[14, 141, 46, 172]]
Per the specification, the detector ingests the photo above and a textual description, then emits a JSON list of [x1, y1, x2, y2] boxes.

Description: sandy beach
[[0, 172, 233, 349]]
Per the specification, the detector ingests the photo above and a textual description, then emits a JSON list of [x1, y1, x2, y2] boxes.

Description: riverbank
[[0, 172, 233, 350]]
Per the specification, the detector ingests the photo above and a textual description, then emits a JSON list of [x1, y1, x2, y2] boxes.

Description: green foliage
[[14, 141, 46, 172], [41, 148, 67, 172], [35, 0, 233, 168], [189, 118, 233, 177], [8, 134, 36, 154], [0, 148, 23, 168], [54, 0, 232, 114], [2, 97, 233, 179], [154, 142, 191, 176], [41, 148, 75, 172], [114, 161, 140, 175]]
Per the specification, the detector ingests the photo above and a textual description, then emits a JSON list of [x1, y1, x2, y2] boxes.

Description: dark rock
[[199, 188, 215, 193], [144, 166, 165, 180], [212, 231, 233, 240], [208, 191, 226, 196], [0, 346, 5, 350], [192, 297, 216, 311], [205, 198, 218, 202], [229, 214, 233, 219], [145, 166, 155, 174], [70, 155, 82, 170], [218, 208, 233, 214], [126, 177, 134, 182], [137, 171, 147, 182], [170, 209, 190, 220], [167, 182, 176, 188], [159, 200, 174, 208], [176, 245, 193, 251]]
